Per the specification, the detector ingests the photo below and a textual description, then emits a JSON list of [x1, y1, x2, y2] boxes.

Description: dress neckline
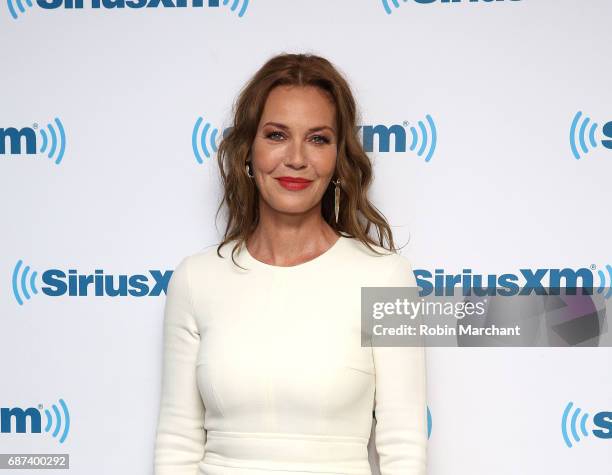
[[242, 235, 347, 271]]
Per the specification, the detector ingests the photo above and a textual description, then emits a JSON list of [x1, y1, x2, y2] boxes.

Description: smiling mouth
[[275, 177, 313, 183], [275, 177, 313, 190]]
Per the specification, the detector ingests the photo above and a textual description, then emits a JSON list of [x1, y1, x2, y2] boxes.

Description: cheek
[[311, 149, 337, 175], [252, 139, 287, 167]]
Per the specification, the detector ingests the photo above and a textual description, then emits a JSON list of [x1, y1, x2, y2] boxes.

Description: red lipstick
[[275, 176, 313, 191]]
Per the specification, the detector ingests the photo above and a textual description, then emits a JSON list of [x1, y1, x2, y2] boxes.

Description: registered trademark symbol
[[33, 123, 38, 129], [591, 264, 596, 270], [403, 120, 409, 127], [38, 404, 43, 410]]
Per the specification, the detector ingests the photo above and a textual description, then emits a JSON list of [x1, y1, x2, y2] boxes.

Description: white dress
[[154, 235, 428, 475]]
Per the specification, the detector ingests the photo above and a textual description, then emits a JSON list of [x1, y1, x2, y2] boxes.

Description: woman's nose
[[284, 142, 307, 168]]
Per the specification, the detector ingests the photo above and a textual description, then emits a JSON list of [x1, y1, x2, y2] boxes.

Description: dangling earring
[[333, 178, 341, 224], [245, 161, 254, 178]]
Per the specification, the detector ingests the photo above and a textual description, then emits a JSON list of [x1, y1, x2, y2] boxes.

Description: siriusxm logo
[[359, 117, 437, 161], [11, 259, 172, 305], [561, 401, 611, 448], [414, 265, 612, 298], [569, 111, 612, 160], [8, 0, 248, 20], [382, 0, 521, 15], [1, 118, 67, 164], [192, 115, 437, 163], [1, 398, 70, 444]]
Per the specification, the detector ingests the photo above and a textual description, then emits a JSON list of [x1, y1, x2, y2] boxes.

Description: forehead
[[260, 85, 336, 129]]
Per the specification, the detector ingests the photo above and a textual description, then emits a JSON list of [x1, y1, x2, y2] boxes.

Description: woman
[[154, 53, 427, 475]]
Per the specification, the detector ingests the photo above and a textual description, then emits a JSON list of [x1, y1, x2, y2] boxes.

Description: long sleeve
[[372, 254, 428, 475], [154, 256, 206, 475]]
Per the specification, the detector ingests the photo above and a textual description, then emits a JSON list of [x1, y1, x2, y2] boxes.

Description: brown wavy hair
[[215, 52, 402, 269]]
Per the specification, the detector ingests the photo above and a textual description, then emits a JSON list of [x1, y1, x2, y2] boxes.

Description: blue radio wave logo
[[192, 117, 222, 164], [38, 117, 67, 164], [381, 0, 405, 15], [407, 114, 437, 162], [12, 259, 39, 306], [220, 0, 249, 17], [7, 0, 34, 20], [562, 401, 590, 448], [595, 264, 612, 300], [570, 111, 598, 160], [43, 398, 71, 444]]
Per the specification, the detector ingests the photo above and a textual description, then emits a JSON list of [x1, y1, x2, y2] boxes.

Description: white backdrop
[[1, 0, 611, 474]]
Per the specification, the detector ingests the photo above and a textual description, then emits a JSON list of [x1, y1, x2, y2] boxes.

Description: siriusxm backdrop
[[1, 0, 611, 473]]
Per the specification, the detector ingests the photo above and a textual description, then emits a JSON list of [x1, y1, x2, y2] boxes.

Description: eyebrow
[[262, 121, 336, 135]]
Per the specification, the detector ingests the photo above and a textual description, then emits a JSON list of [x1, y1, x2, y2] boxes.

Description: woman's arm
[[154, 256, 206, 475], [372, 254, 428, 474]]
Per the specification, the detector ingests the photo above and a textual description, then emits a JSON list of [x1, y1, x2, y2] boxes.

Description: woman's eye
[[312, 135, 330, 144], [267, 131, 284, 141]]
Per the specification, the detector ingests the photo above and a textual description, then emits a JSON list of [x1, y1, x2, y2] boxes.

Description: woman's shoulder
[[340, 236, 414, 280], [193, 240, 246, 266], [341, 235, 402, 260], [171, 240, 243, 282]]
